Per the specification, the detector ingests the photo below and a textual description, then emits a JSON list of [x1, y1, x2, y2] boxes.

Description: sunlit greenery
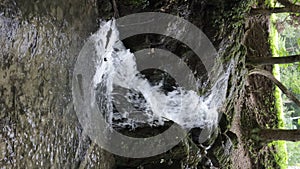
[[267, 0, 300, 167], [270, 14, 285, 129], [286, 141, 300, 166], [269, 13, 288, 169], [268, 141, 288, 169]]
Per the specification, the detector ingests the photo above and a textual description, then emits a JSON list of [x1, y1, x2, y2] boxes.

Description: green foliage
[[274, 83, 285, 128], [270, 14, 285, 129], [277, 38, 289, 56], [280, 63, 300, 94], [273, 13, 300, 95], [269, 141, 288, 169], [269, 13, 289, 169], [269, 16, 279, 57], [293, 0, 300, 4], [286, 141, 300, 166], [265, 0, 275, 7], [269, 4, 300, 167]]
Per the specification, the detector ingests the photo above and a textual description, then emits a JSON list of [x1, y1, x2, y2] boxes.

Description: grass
[[269, 9, 288, 169]]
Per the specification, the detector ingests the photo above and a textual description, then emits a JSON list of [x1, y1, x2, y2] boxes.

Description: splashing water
[[90, 20, 230, 131]]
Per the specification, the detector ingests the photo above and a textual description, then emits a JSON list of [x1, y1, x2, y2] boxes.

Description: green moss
[[273, 66, 285, 128], [265, 0, 275, 7], [269, 16, 278, 55], [268, 11, 288, 169], [269, 13, 285, 128], [269, 141, 288, 169]]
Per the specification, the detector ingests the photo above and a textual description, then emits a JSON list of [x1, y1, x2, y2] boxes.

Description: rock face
[[0, 0, 115, 168]]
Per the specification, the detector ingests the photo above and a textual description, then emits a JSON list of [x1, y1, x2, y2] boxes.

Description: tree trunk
[[247, 55, 300, 65], [259, 129, 300, 142], [250, 7, 299, 15], [249, 69, 300, 108]]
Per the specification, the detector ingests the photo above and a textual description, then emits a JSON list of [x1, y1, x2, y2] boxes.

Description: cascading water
[[1, 0, 247, 167], [89, 20, 231, 133]]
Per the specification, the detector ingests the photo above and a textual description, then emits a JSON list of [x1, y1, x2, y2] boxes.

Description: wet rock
[[190, 127, 219, 147], [0, 0, 114, 168], [225, 131, 238, 149], [204, 132, 236, 168], [114, 137, 201, 169], [219, 113, 230, 133]]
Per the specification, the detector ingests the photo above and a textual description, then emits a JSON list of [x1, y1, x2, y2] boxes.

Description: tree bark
[[247, 55, 300, 65], [259, 129, 300, 142], [249, 69, 300, 108], [112, 0, 120, 18]]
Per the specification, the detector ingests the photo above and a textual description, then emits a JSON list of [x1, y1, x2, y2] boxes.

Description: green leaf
[[297, 38, 300, 47]]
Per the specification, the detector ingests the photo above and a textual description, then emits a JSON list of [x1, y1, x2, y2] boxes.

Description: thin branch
[[112, 0, 119, 18]]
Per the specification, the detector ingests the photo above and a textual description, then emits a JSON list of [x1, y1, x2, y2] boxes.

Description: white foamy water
[[91, 20, 230, 130]]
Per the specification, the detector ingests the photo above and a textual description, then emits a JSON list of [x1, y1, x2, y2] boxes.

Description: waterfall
[[88, 19, 231, 131]]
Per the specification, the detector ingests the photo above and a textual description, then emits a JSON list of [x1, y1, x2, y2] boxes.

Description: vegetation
[[269, 141, 288, 169], [252, 0, 300, 14], [267, 0, 300, 167], [286, 141, 300, 166], [269, 12, 288, 169]]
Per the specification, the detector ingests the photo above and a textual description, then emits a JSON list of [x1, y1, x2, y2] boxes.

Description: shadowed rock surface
[[0, 0, 116, 168]]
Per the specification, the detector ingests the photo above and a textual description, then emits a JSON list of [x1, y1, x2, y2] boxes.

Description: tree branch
[[112, 0, 119, 18], [259, 128, 300, 142], [249, 69, 300, 108], [247, 55, 300, 65]]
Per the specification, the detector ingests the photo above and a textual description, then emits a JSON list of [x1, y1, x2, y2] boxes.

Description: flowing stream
[[80, 20, 232, 132]]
